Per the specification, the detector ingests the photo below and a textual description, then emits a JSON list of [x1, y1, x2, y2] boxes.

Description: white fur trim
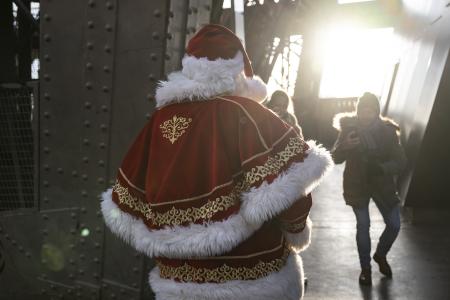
[[284, 217, 312, 253], [101, 189, 261, 259], [149, 253, 304, 300], [234, 74, 268, 103], [241, 141, 334, 225], [155, 52, 267, 107]]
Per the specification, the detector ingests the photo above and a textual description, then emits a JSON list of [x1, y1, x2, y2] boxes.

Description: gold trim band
[[157, 248, 290, 283]]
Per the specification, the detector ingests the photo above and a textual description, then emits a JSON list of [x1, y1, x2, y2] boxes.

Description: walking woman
[[332, 92, 406, 285]]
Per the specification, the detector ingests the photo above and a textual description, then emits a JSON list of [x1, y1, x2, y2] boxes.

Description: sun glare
[[318, 26, 396, 99]]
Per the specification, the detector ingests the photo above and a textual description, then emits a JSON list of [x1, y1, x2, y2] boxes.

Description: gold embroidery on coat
[[113, 136, 305, 227], [112, 180, 237, 226], [159, 115, 192, 144], [157, 247, 290, 283]]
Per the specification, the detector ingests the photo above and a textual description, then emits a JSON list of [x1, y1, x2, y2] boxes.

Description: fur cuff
[[241, 141, 333, 225], [101, 189, 261, 258], [284, 218, 312, 253], [149, 253, 305, 300]]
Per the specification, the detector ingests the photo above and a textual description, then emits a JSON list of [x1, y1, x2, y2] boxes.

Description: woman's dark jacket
[[332, 113, 407, 209]]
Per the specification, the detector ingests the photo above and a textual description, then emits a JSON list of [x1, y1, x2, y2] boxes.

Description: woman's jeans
[[352, 201, 400, 270]]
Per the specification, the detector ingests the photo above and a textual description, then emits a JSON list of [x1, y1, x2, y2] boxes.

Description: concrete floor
[[302, 165, 450, 300]]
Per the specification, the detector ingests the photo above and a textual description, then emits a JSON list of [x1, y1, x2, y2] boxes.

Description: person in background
[[267, 90, 303, 137], [331, 92, 406, 286]]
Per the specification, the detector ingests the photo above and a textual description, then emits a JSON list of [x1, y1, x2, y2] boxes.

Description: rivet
[[100, 105, 108, 112], [102, 86, 109, 93], [166, 33, 173, 40], [11, 239, 17, 245], [72, 170, 78, 177], [84, 101, 92, 109], [100, 124, 107, 131], [81, 207, 87, 213], [104, 45, 111, 53], [133, 267, 139, 273], [44, 54, 51, 62], [105, 24, 112, 32], [103, 65, 110, 73], [98, 160, 105, 167], [43, 180, 49, 188], [87, 21, 94, 29], [43, 147, 50, 154], [69, 244, 75, 249], [42, 215, 49, 220], [69, 274, 75, 279], [85, 82, 93, 90], [88, 0, 95, 8], [44, 164, 50, 171], [94, 242, 101, 249], [43, 129, 50, 136], [43, 111, 50, 119], [43, 196, 49, 203], [44, 34, 51, 42], [148, 74, 155, 81], [165, 54, 171, 60], [82, 174, 88, 181], [150, 53, 157, 61], [84, 120, 91, 128], [44, 92, 51, 100], [86, 42, 94, 50], [132, 283, 138, 288], [86, 62, 93, 70], [71, 212, 77, 219], [95, 227, 101, 233], [42, 229, 48, 236], [106, 1, 114, 10], [97, 177, 105, 184], [204, 4, 211, 10], [146, 113, 151, 120], [99, 142, 106, 149], [154, 9, 161, 17], [78, 269, 84, 275], [82, 157, 89, 163], [57, 167, 63, 174], [93, 257, 100, 264], [80, 253, 86, 260], [18, 246, 24, 252], [44, 74, 51, 81], [70, 229, 76, 235], [44, 14, 51, 21], [81, 190, 88, 197], [152, 32, 160, 40], [83, 138, 90, 146]]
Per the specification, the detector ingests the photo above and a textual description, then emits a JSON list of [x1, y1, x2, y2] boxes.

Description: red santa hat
[[155, 24, 268, 107], [185, 24, 254, 77]]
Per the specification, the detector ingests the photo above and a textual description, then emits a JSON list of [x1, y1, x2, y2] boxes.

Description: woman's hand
[[340, 130, 360, 150]]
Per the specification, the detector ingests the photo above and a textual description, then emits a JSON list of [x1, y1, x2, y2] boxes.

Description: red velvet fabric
[[186, 24, 254, 77]]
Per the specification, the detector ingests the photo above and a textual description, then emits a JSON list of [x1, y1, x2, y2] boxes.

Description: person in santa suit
[[101, 24, 333, 300]]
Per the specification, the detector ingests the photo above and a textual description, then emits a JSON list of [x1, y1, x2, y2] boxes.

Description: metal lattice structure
[[0, 85, 37, 212]]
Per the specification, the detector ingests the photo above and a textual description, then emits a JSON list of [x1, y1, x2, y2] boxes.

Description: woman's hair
[[356, 92, 380, 115], [267, 90, 291, 108]]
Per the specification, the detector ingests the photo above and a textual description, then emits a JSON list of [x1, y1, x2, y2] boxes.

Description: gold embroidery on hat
[[159, 115, 192, 144]]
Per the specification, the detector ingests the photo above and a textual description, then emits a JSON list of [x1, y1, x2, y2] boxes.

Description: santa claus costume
[[101, 24, 333, 300]]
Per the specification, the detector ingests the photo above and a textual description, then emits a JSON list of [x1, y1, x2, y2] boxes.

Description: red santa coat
[[102, 52, 333, 300]]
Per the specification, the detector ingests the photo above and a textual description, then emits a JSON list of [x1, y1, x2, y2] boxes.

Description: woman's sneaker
[[359, 268, 372, 286], [373, 254, 393, 277]]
